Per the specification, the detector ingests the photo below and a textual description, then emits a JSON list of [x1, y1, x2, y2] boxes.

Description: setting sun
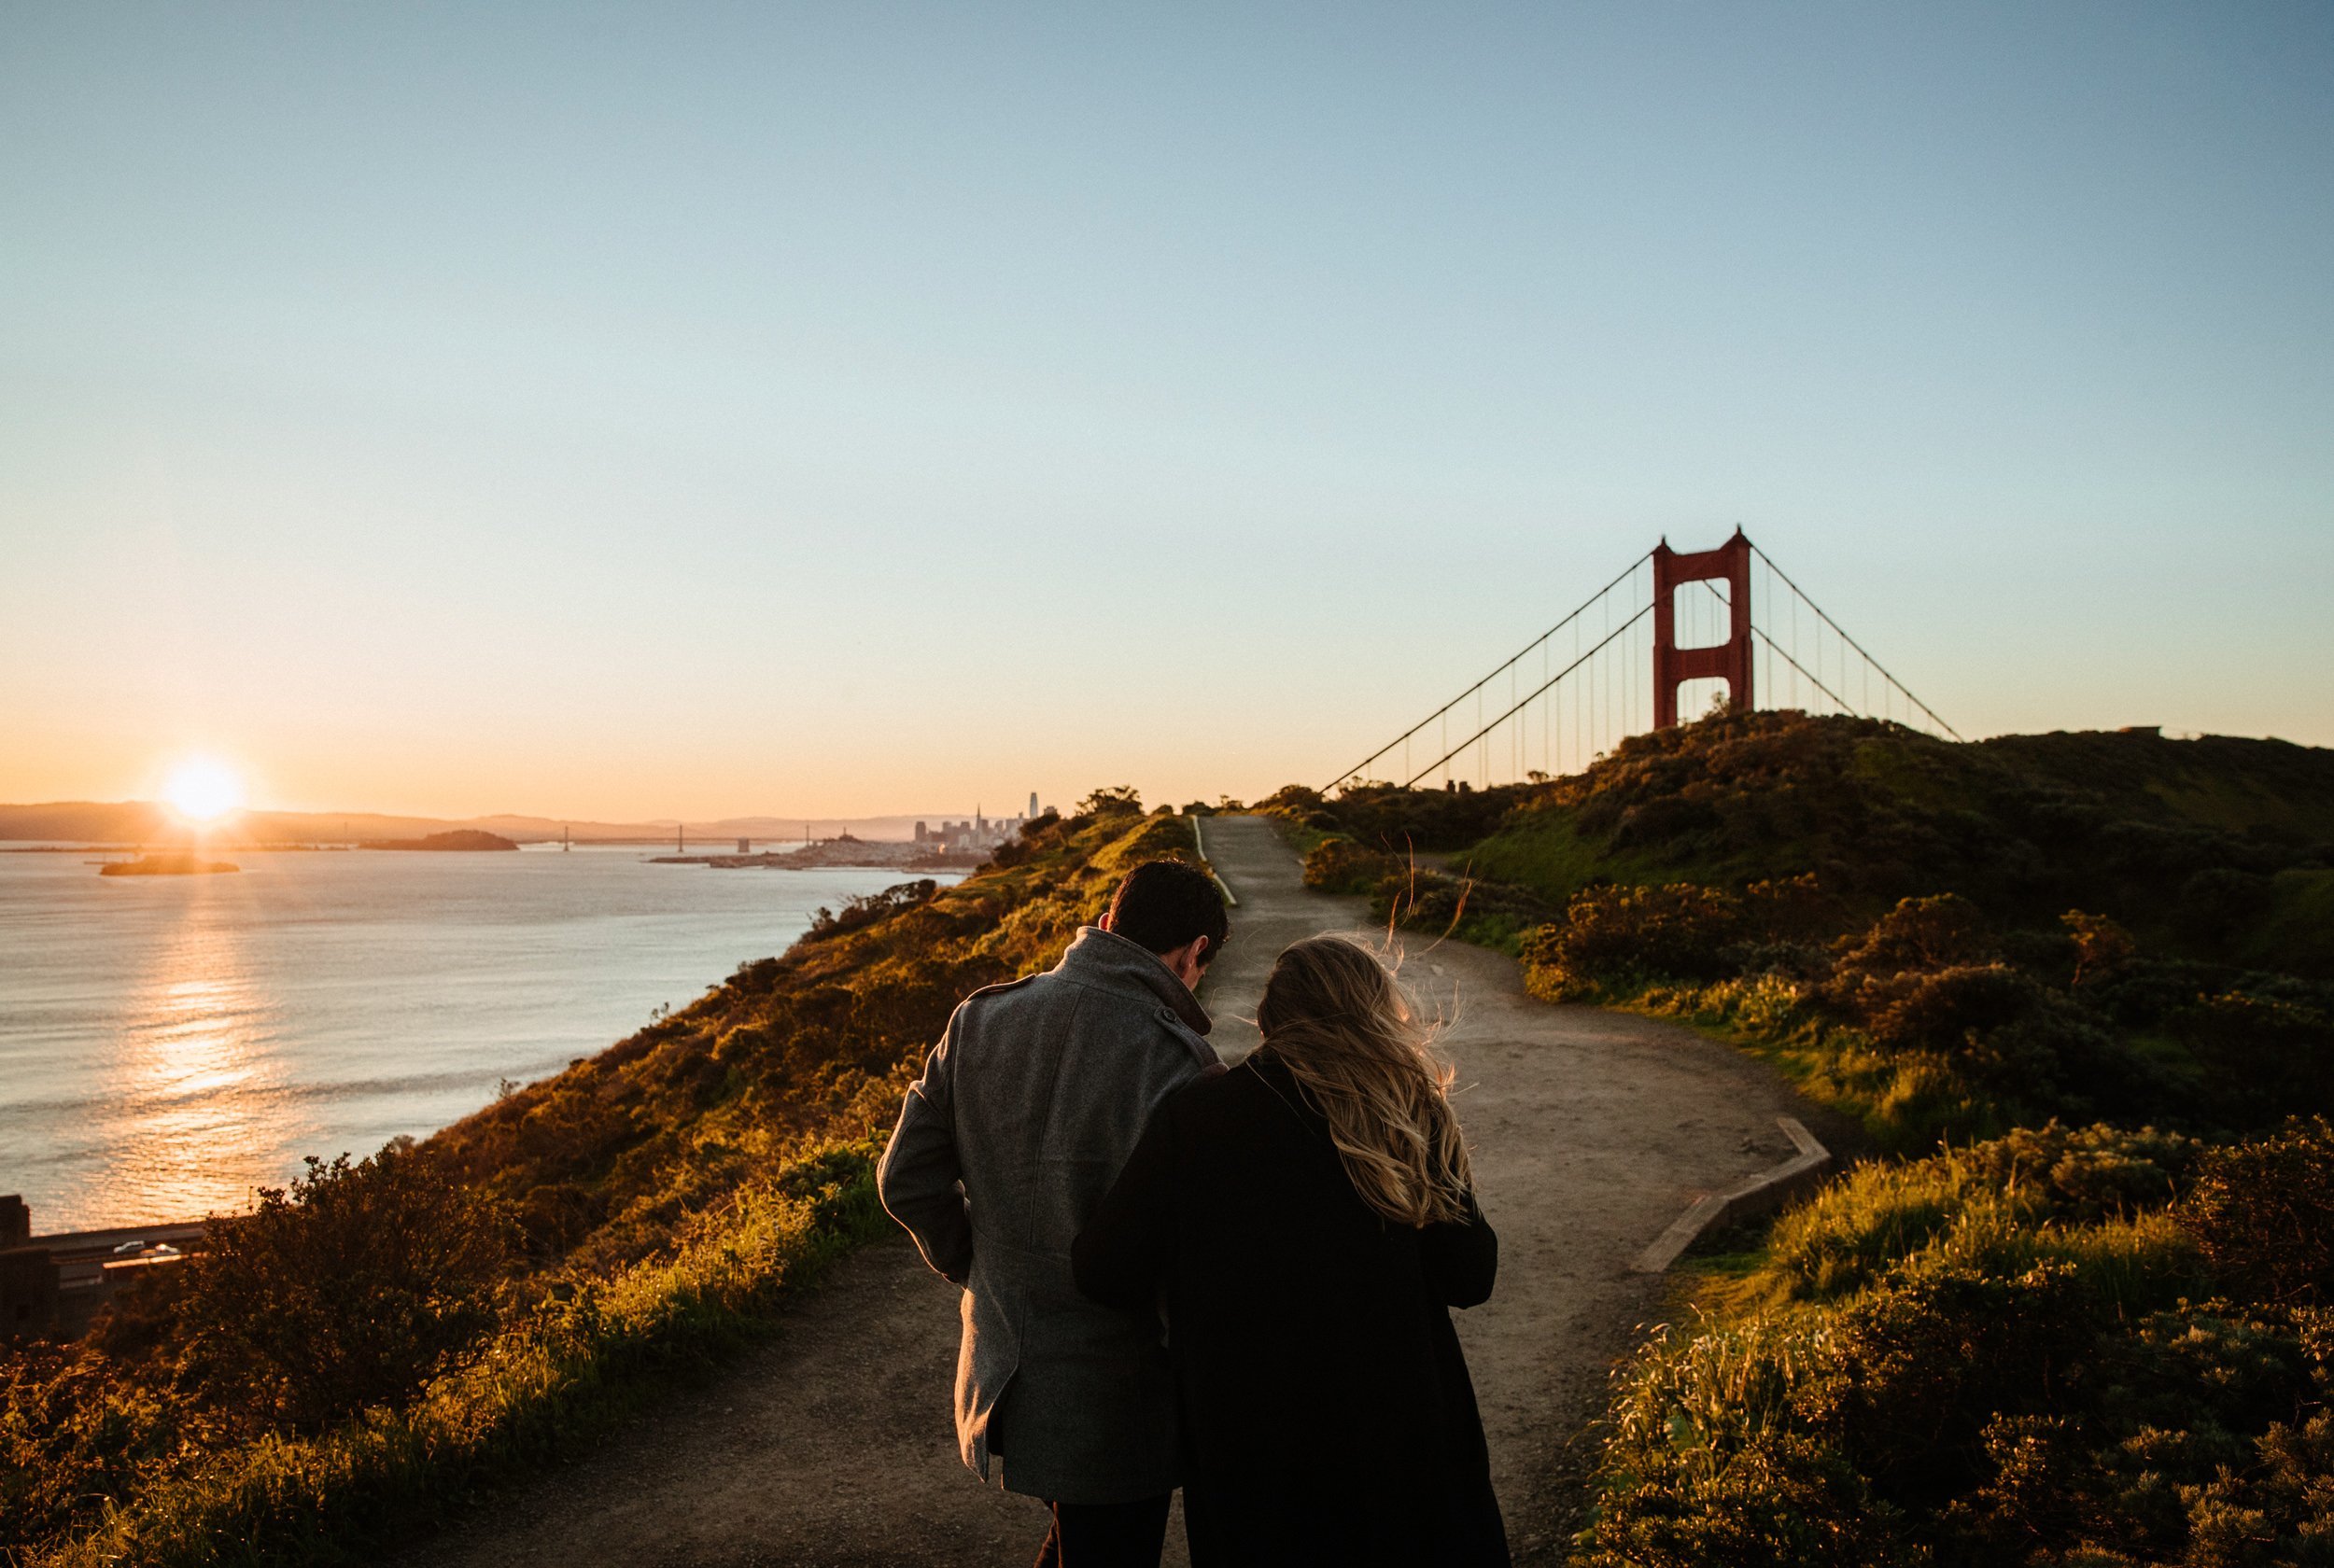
[[162, 758, 245, 823]]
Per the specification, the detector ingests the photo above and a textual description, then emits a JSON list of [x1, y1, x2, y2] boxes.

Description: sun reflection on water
[[100, 876, 289, 1220], [3, 847, 935, 1231]]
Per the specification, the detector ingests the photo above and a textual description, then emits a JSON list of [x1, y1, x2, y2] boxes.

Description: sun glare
[[162, 758, 246, 823]]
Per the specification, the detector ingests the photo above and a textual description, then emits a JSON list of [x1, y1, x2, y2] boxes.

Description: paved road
[[407, 817, 1824, 1567]]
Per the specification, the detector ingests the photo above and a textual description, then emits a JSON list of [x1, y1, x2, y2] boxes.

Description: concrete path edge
[[1630, 1116, 1832, 1273]]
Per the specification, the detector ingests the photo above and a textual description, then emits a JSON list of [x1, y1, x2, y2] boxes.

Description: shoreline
[[1, 852, 964, 1239], [650, 845, 986, 872]]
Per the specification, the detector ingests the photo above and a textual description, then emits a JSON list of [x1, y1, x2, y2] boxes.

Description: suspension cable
[[1323, 551, 1652, 791], [1401, 603, 1653, 787], [1750, 545, 1961, 739], [1329, 539, 1957, 797], [1750, 627, 1855, 716]]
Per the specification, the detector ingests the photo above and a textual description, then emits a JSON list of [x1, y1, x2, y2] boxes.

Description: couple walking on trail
[[879, 859, 1510, 1568]]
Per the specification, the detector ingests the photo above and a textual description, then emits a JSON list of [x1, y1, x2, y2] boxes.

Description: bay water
[[0, 845, 954, 1232]]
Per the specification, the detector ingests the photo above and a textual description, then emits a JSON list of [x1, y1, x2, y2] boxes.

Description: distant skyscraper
[[1028, 791, 1039, 819]]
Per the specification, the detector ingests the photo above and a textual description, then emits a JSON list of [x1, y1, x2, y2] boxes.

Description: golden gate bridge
[[1327, 527, 1960, 793]]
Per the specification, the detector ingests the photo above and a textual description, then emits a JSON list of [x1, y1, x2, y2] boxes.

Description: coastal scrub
[[1274, 712, 2334, 1562], [6, 796, 1199, 1568]]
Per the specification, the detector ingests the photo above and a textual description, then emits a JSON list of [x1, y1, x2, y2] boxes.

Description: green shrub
[[1512, 876, 2298, 1148], [804, 879, 938, 943], [1582, 1309, 1925, 1568], [1851, 963, 2039, 1053], [1262, 778, 1537, 852], [1957, 1121, 2199, 1223], [1300, 837, 1396, 894], [1578, 1429, 1921, 1568], [2172, 991, 2334, 1125], [1525, 881, 1746, 992], [1816, 897, 2041, 1057], [169, 1149, 513, 1430], [1367, 867, 1556, 952], [2179, 1116, 2334, 1305], [2062, 909, 2137, 987], [1814, 1260, 2102, 1510], [1834, 893, 1995, 973], [1074, 785, 1143, 818], [1580, 1124, 2334, 1567], [1, 1343, 190, 1556], [2176, 866, 2278, 949]]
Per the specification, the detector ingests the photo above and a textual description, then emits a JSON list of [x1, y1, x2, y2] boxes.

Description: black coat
[[1072, 1054, 1510, 1568]]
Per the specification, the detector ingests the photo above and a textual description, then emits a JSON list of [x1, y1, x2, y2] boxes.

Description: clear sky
[[4, 3, 2329, 819]]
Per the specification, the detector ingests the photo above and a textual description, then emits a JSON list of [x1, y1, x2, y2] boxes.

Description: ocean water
[[0, 845, 954, 1233]]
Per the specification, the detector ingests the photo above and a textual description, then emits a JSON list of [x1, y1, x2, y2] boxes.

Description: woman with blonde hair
[[1074, 936, 1508, 1566]]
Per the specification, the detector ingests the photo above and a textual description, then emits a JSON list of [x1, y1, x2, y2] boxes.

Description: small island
[[359, 830, 520, 852], [100, 853, 240, 877]]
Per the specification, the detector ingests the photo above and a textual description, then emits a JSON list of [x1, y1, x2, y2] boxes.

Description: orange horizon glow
[[7, 9, 2334, 837]]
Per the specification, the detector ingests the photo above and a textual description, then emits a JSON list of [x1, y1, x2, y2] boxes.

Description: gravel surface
[[404, 816, 1827, 1567]]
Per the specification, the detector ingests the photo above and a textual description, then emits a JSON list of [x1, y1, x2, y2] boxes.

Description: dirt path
[[406, 818, 1828, 1567]]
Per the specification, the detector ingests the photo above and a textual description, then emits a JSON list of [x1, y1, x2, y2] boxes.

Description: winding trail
[[406, 818, 1831, 1567]]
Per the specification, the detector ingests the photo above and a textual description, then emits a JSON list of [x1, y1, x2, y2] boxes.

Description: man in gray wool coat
[[879, 858, 1230, 1568]]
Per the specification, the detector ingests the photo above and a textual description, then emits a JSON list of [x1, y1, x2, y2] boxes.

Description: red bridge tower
[[1652, 527, 1753, 728]]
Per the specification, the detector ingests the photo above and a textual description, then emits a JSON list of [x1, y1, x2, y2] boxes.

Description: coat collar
[[1057, 926, 1214, 1036], [1242, 1049, 1328, 1131]]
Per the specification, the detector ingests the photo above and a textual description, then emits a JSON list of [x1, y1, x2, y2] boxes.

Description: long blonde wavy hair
[[1255, 936, 1473, 1227]]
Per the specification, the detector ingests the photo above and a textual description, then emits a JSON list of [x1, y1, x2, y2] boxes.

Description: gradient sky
[[4, 3, 2329, 819]]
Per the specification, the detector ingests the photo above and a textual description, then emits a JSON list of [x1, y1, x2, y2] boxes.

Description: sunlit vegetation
[[1258, 777, 1537, 861], [1288, 712, 2334, 1147], [1520, 885, 2334, 1151], [1476, 713, 2334, 966], [1280, 711, 2334, 1563], [4, 793, 1188, 1568], [1579, 1121, 2334, 1566]]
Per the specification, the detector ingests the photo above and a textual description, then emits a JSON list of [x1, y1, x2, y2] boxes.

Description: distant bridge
[[1327, 528, 1959, 793]]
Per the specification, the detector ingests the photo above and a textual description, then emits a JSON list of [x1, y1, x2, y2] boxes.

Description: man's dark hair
[[1106, 860, 1230, 963]]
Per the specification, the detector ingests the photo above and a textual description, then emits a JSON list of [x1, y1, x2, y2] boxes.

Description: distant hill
[[0, 803, 992, 847], [1263, 712, 2334, 979], [358, 830, 519, 852], [1455, 712, 2334, 974]]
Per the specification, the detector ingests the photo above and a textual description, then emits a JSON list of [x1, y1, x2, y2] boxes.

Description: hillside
[[1459, 713, 2334, 975], [428, 799, 1194, 1270], [6, 794, 1197, 1567], [1285, 712, 2334, 1143], [1283, 713, 2334, 1564]]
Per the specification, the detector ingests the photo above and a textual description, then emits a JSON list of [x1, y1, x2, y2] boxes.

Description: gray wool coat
[[878, 926, 1219, 1504]]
